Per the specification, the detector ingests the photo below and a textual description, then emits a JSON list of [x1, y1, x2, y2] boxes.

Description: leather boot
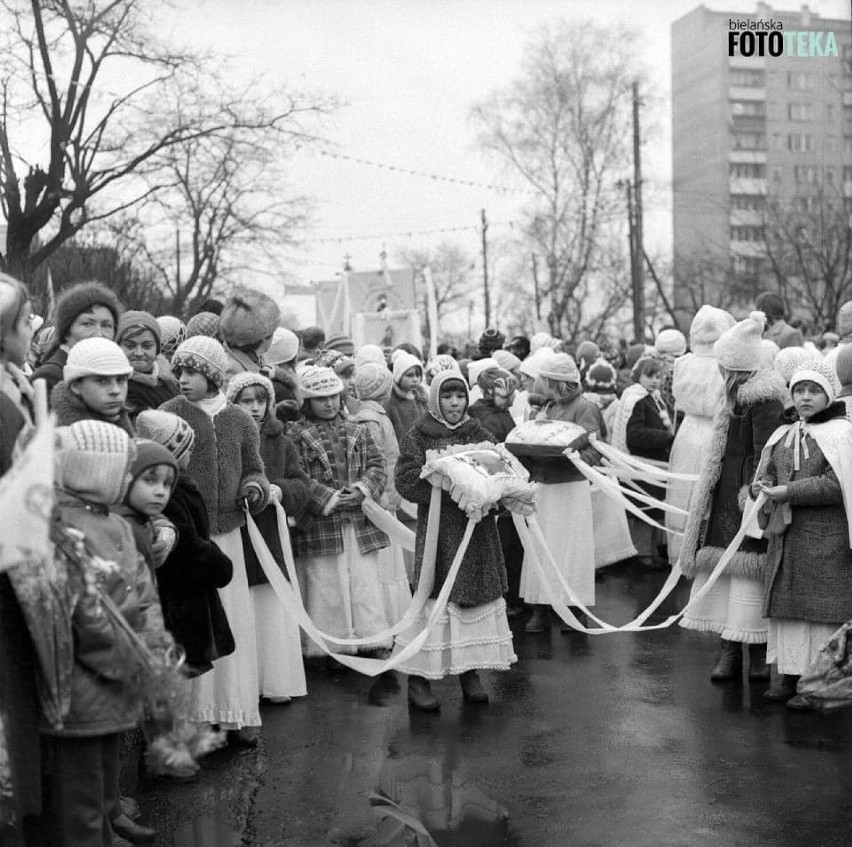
[[747, 643, 770, 682], [710, 639, 743, 682], [111, 813, 156, 845], [459, 670, 489, 704], [764, 674, 800, 702], [407, 675, 440, 712], [524, 605, 549, 634]]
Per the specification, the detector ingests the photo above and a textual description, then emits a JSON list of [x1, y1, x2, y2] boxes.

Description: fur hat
[[156, 316, 186, 358], [300, 365, 344, 399], [491, 349, 521, 373], [264, 327, 299, 366], [128, 439, 179, 491], [172, 336, 229, 388], [689, 305, 736, 354], [478, 327, 505, 356], [789, 359, 840, 405], [324, 333, 355, 356], [353, 362, 393, 401], [655, 329, 687, 357], [538, 353, 580, 383], [63, 337, 133, 383], [835, 345, 852, 388], [56, 420, 135, 506], [392, 351, 423, 384], [116, 310, 161, 353], [466, 357, 499, 388], [584, 358, 617, 393], [225, 371, 275, 409], [135, 409, 196, 462], [774, 347, 817, 386], [185, 311, 220, 339], [576, 340, 600, 365], [714, 311, 767, 372], [53, 282, 122, 349], [837, 301, 852, 341], [354, 344, 386, 369], [219, 288, 280, 349]]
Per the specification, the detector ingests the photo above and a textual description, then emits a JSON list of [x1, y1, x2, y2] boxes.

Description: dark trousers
[[498, 514, 523, 607], [50, 733, 120, 847]]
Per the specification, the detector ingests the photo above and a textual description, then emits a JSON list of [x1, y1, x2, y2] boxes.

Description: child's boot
[[747, 643, 770, 682], [459, 670, 489, 704], [408, 675, 440, 712], [524, 604, 549, 633], [710, 638, 743, 681], [764, 674, 800, 702]]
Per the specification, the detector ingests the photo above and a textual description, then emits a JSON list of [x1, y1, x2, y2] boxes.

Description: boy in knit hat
[[385, 350, 428, 443], [51, 336, 135, 434]]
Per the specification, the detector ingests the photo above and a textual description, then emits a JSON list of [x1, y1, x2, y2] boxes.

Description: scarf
[[195, 392, 228, 419], [129, 361, 161, 387]]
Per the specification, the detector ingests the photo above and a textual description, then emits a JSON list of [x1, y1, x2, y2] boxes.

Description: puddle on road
[[173, 816, 241, 847]]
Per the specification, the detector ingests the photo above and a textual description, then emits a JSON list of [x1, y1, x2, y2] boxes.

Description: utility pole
[[531, 253, 541, 321], [632, 80, 645, 342], [481, 209, 490, 327]]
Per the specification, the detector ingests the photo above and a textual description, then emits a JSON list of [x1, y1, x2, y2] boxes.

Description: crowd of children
[[6, 277, 852, 845]]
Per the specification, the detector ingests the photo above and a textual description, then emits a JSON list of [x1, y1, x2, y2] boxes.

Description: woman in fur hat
[[679, 311, 786, 683], [218, 287, 281, 386]]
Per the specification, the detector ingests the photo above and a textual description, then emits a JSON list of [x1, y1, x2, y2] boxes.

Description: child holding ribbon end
[[393, 370, 517, 712], [749, 360, 852, 707]]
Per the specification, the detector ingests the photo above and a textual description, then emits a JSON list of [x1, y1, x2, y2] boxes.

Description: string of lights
[[301, 220, 518, 244]]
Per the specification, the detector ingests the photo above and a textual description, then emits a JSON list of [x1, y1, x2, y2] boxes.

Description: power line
[[301, 220, 518, 244]]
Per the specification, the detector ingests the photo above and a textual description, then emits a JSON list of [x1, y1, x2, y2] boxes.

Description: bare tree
[[0, 0, 333, 299], [472, 21, 640, 339]]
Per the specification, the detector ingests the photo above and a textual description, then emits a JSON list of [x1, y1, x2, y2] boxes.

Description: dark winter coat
[[395, 414, 507, 607], [265, 365, 302, 425], [468, 399, 516, 442], [51, 380, 135, 436], [240, 413, 309, 586], [158, 475, 235, 672], [680, 369, 786, 579], [125, 371, 179, 421], [115, 505, 155, 570], [385, 384, 428, 444], [30, 347, 67, 398], [761, 404, 852, 624], [158, 395, 270, 534], [626, 394, 674, 462]]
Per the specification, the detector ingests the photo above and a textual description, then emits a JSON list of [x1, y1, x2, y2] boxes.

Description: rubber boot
[[407, 675, 440, 712], [459, 670, 489, 704], [710, 639, 743, 682], [747, 643, 770, 682], [764, 674, 800, 702], [524, 605, 549, 634]]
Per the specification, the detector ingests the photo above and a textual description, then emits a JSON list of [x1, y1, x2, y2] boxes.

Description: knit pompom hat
[[225, 370, 275, 409], [265, 327, 299, 366], [63, 337, 133, 383], [56, 420, 135, 506], [428, 369, 469, 427], [300, 365, 344, 398], [156, 316, 186, 358], [530, 331, 559, 353], [185, 311, 220, 339], [116, 310, 161, 353], [353, 361, 394, 401], [466, 357, 499, 388], [576, 340, 600, 365], [53, 282, 122, 349], [655, 329, 687, 357], [837, 301, 852, 341], [714, 311, 767, 372], [314, 348, 355, 375], [324, 333, 355, 356], [835, 345, 852, 387], [424, 354, 460, 381], [491, 349, 521, 373], [219, 288, 280, 349], [128, 439, 179, 491], [789, 359, 840, 405], [354, 344, 386, 369], [172, 336, 229, 388], [478, 327, 505, 356], [392, 351, 423, 384], [584, 358, 618, 392], [134, 409, 196, 462], [538, 353, 580, 383], [519, 347, 556, 380], [688, 305, 736, 354]]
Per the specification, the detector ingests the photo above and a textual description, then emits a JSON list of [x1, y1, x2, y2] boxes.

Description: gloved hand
[[240, 481, 266, 511], [150, 517, 178, 568]]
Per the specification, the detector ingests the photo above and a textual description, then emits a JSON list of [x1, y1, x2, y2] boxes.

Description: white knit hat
[[392, 351, 422, 384], [789, 359, 840, 404], [519, 347, 556, 380], [655, 329, 687, 356], [63, 337, 133, 383], [300, 365, 344, 398], [56, 420, 135, 505], [353, 361, 393, 401], [466, 357, 499, 388], [492, 349, 522, 373], [689, 305, 736, 354], [530, 331, 560, 353], [714, 311, 767, 372], [172, 336, 229, 388], [264, 327, 299, 366], [538, 352, 580, 383]]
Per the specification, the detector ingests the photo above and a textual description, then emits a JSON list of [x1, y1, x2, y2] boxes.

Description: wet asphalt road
[[139, 562, 852, 847]]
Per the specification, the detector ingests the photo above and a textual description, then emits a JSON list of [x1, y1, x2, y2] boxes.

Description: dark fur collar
[[782, 400, 848, 425]]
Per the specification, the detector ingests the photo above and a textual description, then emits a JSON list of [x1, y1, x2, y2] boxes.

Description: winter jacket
[[125, 370, 179, 421], [350, 399, 402, 510], [45, 494, 173, 738], [115, 505, 155, 570], [30, 347, 68, 398], [158, 475, 235, 672], [158, 395, 270, 534], [291, 415, 389, 557], [680, 369, 786, 579], [51, 380, 135, 436], [468, 399, 516, 442], [264, 364, 302, 425], [240, 413, 309, 586], [395, 414, 507, 607], [626, 394, 674, 463], [223, 343, 262, 387], [385, 384, 428, 444]]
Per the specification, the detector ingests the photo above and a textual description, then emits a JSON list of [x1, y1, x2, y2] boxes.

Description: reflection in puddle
[[370, 755, 510, 846], [173, 816, 240, 847]]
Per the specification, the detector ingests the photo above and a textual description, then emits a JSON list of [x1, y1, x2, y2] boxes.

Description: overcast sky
[[166, 0, 850, 293]]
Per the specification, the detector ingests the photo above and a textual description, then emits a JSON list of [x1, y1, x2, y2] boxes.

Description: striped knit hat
[[300, 365, 344, 398], [172, 336, 229, 388], [134, 409, 196, 462]]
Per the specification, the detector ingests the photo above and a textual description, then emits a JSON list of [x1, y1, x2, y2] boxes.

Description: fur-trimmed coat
[[680, 369, 786, 579], [51, 380, 135, 435], [125, 370, 179, 420], [158, 395, 270, 534], [395, 414, 507, 607], [31, 347, 67, 398]]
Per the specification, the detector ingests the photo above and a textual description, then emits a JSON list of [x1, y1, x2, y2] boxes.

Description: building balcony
[[730, 210, 764, 226], [729, 52, 766, 70], [729, 150, 768, 164], [728, 86, 766, 102], [729, 241, 767, 257], [729, 178, 768, 194]]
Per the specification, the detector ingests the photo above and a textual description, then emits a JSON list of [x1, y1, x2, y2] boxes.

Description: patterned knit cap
[[314, 348, 355, 375], [134, 409, 196, 462], [353, 361, 394, 401], [576, 340, 600, 365], [300, 365, 344, 398], [116, 310, 161, 353], [172, 336, 229, 388], [324, 333, 355, 356], [56, 420, 135, 505], [424, 354, 461, 381], [185, 311, 220, 339], [789, 359, 840, 405], [467, 357, 499, 388], [478, 327, 505, 356], [156, 316, 187, 358], [63, 337, 133, 383], [477, 367, 515, 398], [225, 370, 275, 409]]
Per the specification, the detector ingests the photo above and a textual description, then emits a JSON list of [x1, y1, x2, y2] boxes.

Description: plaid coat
[[291, 416, 389, 557]]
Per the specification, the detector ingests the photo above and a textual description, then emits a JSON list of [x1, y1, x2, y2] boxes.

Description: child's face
[[492, 386, 516, 411], [119, 329, 157, 374], [520, 373, 535, 393], [310, 394, 341, 420], [340, 366, 356, 397], [178, 367, 215, 401], [128, 464, 175, 516], [439, 388, 467, 425], [236, 385, 268, 424], [792, 380, 829, 420], [70, 374, 128, 418], [639, 371, 661, 392], [400, 367, 422, 392]]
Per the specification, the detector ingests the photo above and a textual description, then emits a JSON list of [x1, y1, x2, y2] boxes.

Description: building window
[[787, 72, 813, 90], [844, 166, 852, 184], [730, 163, 765, 179], [794, 165, 819, 184], [825, 136, 838, 154], [731, 101, 766, 118], [731, 225, 764, 242], [788, 103, 814, 121], [731, 69, 764, 87], [772, 167, 784, 183], [771, 133, 785, 151], [731, 195, 764, 211], [733, 255, 764, 275], [788, 133, 814, 153], [732, 133, 765, 150], [826, 104, 836, 121], [825, 168, 836, 185], [844, 136, 852, 154]]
